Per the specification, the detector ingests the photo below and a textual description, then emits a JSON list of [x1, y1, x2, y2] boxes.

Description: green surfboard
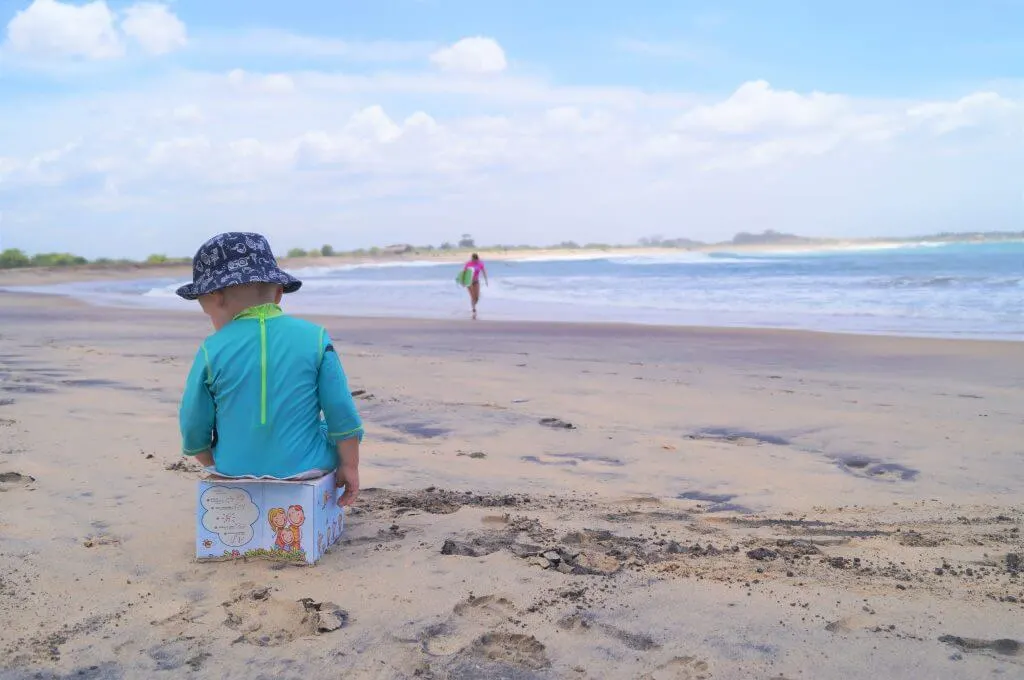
[[455, 268, 474, 287]]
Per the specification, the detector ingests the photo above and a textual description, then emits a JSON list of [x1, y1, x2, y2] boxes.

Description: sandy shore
[[0, 237, 988, 289], [0, 291, 1021, 679]]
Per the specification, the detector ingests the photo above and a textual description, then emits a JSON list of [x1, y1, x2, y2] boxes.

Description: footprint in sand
[[438, 632, 551, 679], [452, 595, 516, 623], [412, 595, 552, 677], [0, 471, 34, 491], [147, 639, 211, 672], [464, 632, 550, 670], [640, 656, 712, 680], [421, 594, 518, 656]]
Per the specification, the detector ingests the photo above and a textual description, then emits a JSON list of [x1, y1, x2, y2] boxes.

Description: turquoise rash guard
[[178, 303, 364, 479]]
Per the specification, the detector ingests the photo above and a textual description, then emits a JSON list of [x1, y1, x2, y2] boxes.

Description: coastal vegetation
[[1, 230, 1021, 271]]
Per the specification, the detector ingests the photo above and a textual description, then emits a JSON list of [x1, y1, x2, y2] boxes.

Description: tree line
[[0, 234, 483, 269], [0, 248, 190, 270]]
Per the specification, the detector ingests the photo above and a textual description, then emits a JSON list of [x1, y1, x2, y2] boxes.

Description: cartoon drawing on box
[[268, 507, 289, 550], [322, 490, 331, 509], [287, 505, 305, 551], [281, 526, 295, 551]]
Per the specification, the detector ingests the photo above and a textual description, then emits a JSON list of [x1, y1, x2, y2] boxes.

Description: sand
[[0, 289, 1021, 680]]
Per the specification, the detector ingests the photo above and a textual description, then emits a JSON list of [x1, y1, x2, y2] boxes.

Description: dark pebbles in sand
[[539, 417, 576, 430], [834, 455, 919, 482], [441, 537, 509, 558], [0, 472, 35, 489], [550, 452, 623, 466], [358, 487, 529, 516], [939, 635, 1022, 657], [678, 490, 752, 514], [686, 428, 791, 446], [0, 663, 125, 680], [385, 421, 451, 439], [746, 548, 779, 561], [521, 455, 577, 467], [0, 383, 53, 394]]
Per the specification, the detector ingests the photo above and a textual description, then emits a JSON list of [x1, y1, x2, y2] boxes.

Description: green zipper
[[259, 310, 268, 425], [232, 303, 283, 427]]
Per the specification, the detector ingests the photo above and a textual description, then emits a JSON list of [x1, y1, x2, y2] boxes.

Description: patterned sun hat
[[175, 232, 302, 300]]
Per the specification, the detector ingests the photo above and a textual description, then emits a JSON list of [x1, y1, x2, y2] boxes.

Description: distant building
[[383, 244, 414, 254]]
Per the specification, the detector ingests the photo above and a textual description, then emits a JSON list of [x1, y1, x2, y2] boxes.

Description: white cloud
[[907, 92, 1019, 135], [2, 140, 83, 186], [430, 36, 507, 74], [5, 0, 123, 59], [345, 105, 403, 143], [678, 80, 853, 135], [2, 0, 186, 61], [120, 2, 186, 55], [404, 111, 440, 133], [0, 58, 1020, 257], [669, 80, 908, 168]]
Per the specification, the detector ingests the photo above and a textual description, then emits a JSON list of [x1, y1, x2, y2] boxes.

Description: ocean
[[6, 241, 1023, 341]]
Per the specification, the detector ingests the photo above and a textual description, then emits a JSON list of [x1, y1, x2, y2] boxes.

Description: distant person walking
[[461, 253, 488, 320]]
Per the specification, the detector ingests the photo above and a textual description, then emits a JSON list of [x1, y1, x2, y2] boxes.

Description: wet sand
[[0, 291, 1021, 679]]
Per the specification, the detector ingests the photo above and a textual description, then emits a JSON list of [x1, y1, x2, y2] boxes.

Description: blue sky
[[136, 0, 1024, 94], [0, 0, 1021, 257]]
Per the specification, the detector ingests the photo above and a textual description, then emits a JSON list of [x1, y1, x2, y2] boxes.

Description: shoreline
[[1, 235, 1021, 286], [2, 237, 1021, 345], [2, 289, 1022, 347]]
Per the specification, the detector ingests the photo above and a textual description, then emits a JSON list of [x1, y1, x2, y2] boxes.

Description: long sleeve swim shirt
[[178, 303, 364, 479]]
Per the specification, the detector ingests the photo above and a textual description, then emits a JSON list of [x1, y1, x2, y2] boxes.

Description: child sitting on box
[[176, 232, 362, 506]]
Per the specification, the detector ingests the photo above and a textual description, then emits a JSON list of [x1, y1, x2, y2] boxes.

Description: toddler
[[176, 232, 362, 506]]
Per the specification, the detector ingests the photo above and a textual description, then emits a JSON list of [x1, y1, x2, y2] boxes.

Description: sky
[[0, 0, 1021, 258]]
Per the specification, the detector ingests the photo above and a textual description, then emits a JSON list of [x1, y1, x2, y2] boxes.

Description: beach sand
[[0, 290, 1021, 679]]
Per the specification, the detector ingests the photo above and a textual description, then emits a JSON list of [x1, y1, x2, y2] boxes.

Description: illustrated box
[[196, 472, 345, 566]]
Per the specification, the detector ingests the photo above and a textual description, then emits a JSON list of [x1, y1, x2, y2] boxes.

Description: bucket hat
[[175, 232, 302, 300]]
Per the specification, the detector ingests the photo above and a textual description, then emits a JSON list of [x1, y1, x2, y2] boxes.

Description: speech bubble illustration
[[201, 486, 260, 547]]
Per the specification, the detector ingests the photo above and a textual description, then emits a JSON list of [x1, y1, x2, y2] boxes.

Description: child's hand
[[336, 465, 360, 507]]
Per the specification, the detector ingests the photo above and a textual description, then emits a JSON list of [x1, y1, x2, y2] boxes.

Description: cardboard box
[[196, 472, 345, 565]]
